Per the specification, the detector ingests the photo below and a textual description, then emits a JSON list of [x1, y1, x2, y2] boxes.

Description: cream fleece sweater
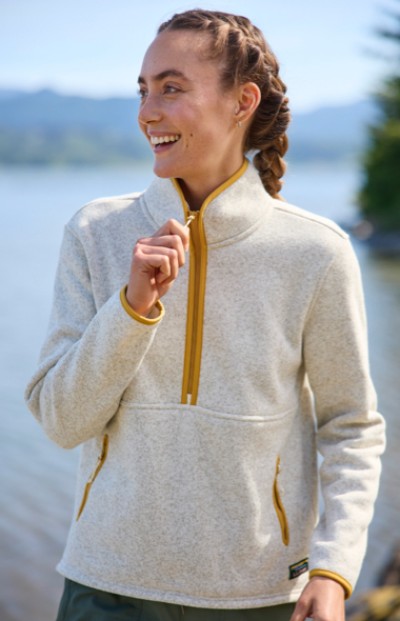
[[25, 161, 385, 608]]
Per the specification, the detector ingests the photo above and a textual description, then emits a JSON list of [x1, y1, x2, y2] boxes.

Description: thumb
[[290, 598, 312, 621]]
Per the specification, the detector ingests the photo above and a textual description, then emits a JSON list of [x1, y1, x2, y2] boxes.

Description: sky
[[1, 0, 398, 112]]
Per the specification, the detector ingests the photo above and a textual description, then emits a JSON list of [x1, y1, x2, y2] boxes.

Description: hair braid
[[250, 72, 290, 198], [158, 10, 291, 199]]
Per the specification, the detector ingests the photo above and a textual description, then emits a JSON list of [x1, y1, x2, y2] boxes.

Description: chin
[[153, 169, 171, 179], [152, 160, 180, 180]]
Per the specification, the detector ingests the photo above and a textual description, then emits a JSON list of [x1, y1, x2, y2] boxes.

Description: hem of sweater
[[57, 564, 303, 609]]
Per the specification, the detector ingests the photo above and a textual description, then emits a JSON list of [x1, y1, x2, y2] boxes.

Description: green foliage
[[360, 119, 400, 229], [359, 5, 400, 231]]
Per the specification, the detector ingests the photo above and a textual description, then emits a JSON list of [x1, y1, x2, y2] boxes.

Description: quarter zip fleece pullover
[[25, 161, 385, 608]]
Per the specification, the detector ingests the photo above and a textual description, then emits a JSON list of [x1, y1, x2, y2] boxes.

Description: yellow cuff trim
[[309, 569, 353, 599], [120, 287, 164, 325]]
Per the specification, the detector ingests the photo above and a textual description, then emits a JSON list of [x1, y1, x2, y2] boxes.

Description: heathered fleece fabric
[[25, 161, 385, 609]]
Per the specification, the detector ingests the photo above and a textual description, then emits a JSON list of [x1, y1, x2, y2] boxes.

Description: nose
[[138, 94, 162, 126]]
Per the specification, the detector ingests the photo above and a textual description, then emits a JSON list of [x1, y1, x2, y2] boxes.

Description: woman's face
[[138, 30, 245, 204]]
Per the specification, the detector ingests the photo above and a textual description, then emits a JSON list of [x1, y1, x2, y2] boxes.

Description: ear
[[234, 82, 261, 125]]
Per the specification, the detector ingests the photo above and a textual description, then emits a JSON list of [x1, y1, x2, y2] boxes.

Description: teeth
[[150, 135, 180, 145]]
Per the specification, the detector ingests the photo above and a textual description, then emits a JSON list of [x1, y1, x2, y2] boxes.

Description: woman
[[25, 9, 385, 621]]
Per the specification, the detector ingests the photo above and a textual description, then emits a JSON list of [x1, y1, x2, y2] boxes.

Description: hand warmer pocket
[[76, 434, 109, 521], [272, 455, 290, 546]]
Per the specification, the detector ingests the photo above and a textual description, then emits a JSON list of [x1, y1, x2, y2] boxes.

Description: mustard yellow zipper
[[181, 210, 207, 405], [272, 455, 290, 546], [76, 434, 109, 521], [172, 160, 249, 406]]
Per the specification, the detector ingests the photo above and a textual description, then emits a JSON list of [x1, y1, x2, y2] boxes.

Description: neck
[[176, 179, 203, 211], [176, 159, 247, 211]]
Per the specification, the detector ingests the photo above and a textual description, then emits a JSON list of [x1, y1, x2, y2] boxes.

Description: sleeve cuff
[[120, 287, 165, 325], [309, 569, 353, 599]]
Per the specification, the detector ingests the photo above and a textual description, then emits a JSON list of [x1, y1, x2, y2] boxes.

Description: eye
[[137, 87, 147, 100], [164, 84, 181, 95]]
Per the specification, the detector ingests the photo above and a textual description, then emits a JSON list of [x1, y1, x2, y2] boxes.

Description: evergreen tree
[[359, 2, 400, 231]]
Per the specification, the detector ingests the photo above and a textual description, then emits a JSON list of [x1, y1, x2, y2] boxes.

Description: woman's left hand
[[290, 576, 345, 621]]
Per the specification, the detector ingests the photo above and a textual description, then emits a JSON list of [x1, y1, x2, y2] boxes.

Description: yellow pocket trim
[[272, 455, 290, 546], [76, 434, 109, 521]]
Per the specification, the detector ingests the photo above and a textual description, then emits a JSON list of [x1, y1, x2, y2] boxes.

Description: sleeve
[[24, 224, 164, 449], [303, 237, 386, 597]]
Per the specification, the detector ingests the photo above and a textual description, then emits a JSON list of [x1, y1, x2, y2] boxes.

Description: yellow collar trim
[[171, 159, 249, 215]]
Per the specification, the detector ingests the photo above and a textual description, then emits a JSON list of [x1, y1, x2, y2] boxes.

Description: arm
[[292, 238, 385, 620], [25, 218, 189, 449]]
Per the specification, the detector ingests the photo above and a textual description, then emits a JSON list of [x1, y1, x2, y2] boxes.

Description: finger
[[137, 244, 180, 280], [153, 218, 190, 252], [134, 246, 179, 285], [289, 599, 312, 621], [138, 235, 186, 267], [139, 253, 171, 283], [137, 232, 186, 264]]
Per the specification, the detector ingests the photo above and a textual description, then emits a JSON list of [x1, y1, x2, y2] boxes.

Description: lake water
[[1, 161, 399, 621]]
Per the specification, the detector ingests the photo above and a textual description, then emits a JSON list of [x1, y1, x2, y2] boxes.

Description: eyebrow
[[137, 69, 189, 85]]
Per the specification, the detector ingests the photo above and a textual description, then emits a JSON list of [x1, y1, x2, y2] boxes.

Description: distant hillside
[[0, 89, 379, 166], [287, 99, 379, 161], [0, 89, 147, 166], [0, 89, 139, 132]]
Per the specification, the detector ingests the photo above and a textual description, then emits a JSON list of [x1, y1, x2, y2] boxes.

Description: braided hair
[[158, 9, 290, 199]]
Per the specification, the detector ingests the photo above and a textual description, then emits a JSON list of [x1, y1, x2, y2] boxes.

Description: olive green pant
[[56, 579, 295, 621]]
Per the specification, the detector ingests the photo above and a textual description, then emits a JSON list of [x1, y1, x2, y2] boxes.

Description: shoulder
[[67, 191, 144, 233], [258, 197, 359, 283], [268, 197, 352, 262], [272, 199, 348, 241]]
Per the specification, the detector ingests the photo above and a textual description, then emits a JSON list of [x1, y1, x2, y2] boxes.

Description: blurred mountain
[[0, 89, 27, 100], [0, 88, 379, 166], [0, 89, 147, 165], [287, 99, 380, 162], [0, 89, 139, 132]]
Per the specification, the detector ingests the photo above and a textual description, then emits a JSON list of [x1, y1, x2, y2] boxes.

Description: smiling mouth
[[150, 134, 181, 148]]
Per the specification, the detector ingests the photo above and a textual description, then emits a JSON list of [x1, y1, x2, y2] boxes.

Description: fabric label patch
[[289, 558, 309, 580]]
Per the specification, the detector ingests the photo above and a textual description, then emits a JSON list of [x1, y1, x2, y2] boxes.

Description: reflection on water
[[0, 163, 399, 621]]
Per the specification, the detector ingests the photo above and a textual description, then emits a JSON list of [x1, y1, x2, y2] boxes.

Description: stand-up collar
[[141, 160, 275, 246]]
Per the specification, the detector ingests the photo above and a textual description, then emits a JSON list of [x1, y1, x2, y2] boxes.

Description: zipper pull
[[185, 214, 196, 228]]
